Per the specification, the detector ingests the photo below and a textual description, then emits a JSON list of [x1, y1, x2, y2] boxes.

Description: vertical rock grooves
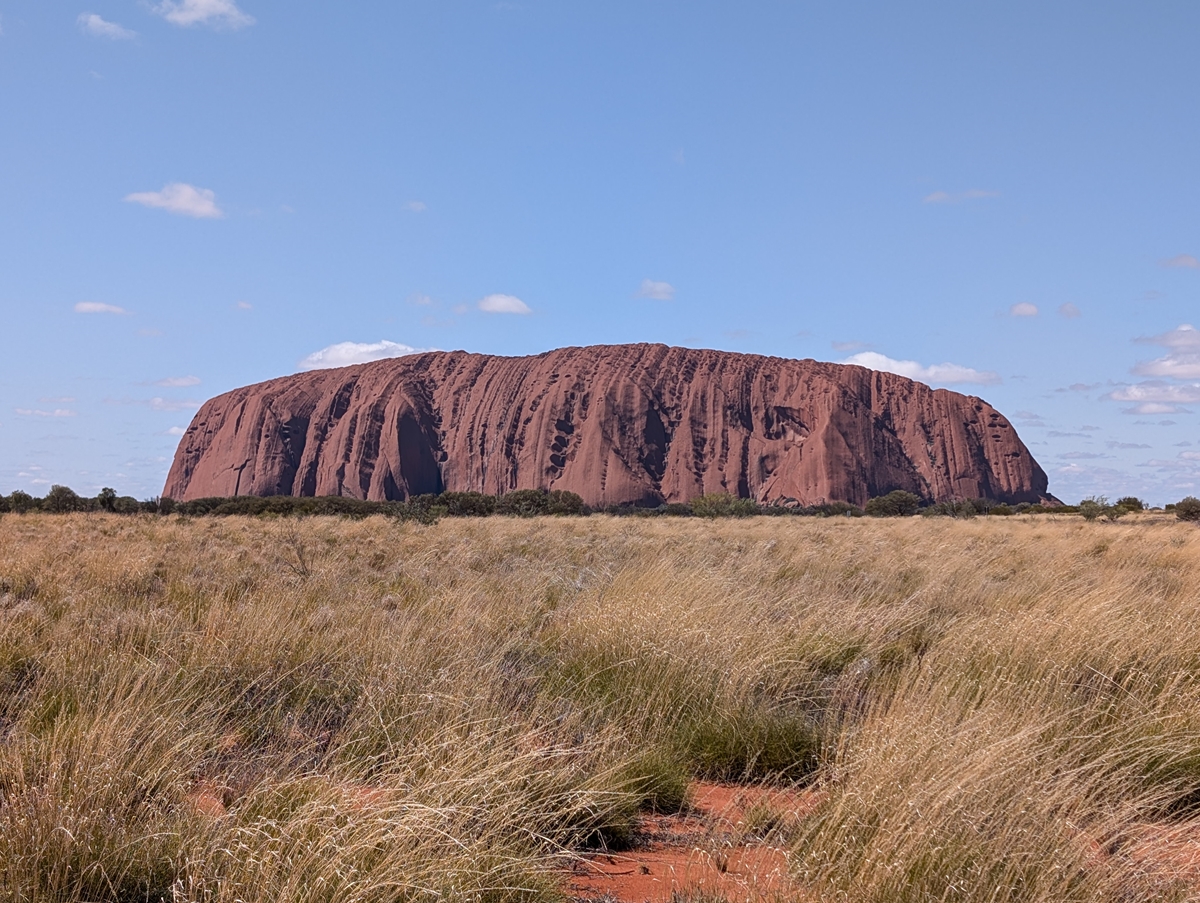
[[163, 344, 1053, 507]]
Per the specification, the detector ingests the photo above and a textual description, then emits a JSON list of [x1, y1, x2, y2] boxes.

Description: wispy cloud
[[78, 13, 136, 39], [236, 301, 252, 310], [478, 294, 532, 314], [153, 0, 254, 28], [152, 376, 201, 387], [1159, 254, 1199, 269], [164, 426, 187, 436], [74, 301, 127, 315], [1106, 381, 1200, 415], [922, 189, 1000, 205], [404, 200, 427, 213], [125, 183, 223, 218], [831, 340, 872, 352], [15, 408, 76, 417], [637, 279, 676, 301], [147, 397, 202, 412], [1058, 302, 1082, 318], [298, 340, 434, 371], [1010, 302, 1038, 317], [842, 351, 1000, 386], [1132, 324, 1200, 380]]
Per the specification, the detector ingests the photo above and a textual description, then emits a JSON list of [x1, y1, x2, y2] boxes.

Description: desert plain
[[2, 512, 1200, 902]]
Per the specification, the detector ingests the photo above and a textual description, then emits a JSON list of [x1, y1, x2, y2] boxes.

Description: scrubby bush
[[496, 489, 551, 517], [439, 491, 497, 517], [691, 493, 759, 518], [1115, 496, 1146, 513], [1176, 496, 1200, 522], [8, 491, 35, 514], [545, 489, 586, 516], [921, 499, 977, 518], [1079, 496, 1107, 522], [864, 490, 921, 517]]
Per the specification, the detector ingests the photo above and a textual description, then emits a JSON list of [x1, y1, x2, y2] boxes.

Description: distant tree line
[[2, 485, 1198, 522]]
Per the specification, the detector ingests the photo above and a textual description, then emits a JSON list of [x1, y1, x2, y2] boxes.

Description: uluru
[[163, 343, 1052, 508]]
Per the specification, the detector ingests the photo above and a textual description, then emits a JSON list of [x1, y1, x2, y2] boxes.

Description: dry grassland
[[2, 512, 1200, 902]]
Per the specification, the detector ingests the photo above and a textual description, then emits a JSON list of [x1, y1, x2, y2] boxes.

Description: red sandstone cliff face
[[163, 344, 1052, 507]]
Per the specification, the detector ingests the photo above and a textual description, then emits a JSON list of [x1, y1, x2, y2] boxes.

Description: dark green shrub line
[[1, 485, 1190, 521]]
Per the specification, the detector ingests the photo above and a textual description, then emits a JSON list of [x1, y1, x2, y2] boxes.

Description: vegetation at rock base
[[2, 513, 1200, 901], [7, 486, 1194, 523]]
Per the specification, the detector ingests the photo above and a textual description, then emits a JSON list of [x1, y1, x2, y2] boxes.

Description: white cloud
[[148, 397, 202, 412], [1058, 302, 1082, 318], [236, 300, 252, 310], [842, 351, 1000, 386], [1010, 302, 1038, 317], [1132, 324, 1200, 380], [298, 340, 434, 371], [124, 183, 223, 219], [1160, 254, 1199, 269], [404, 200, 427, 212], [165, 426, 187, 436], [1124, 402, 1189, 416], [1107, 378, 1200, 414], [1107, 381, 1200, 406], [15, 408, 76, 417], [74, 301, 127, 314], [922, 189, 1000, 205], [478, 294, 532, 314], [637, 279, 676, 301], [153, 376, 201, 387], [153, 0, 254, 28], [78, 13, 136, 39]]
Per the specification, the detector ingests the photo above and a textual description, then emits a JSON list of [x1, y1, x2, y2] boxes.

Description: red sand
[[565, 782, 820, 903]]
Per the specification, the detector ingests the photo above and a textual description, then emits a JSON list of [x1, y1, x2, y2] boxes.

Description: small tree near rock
[[1176, 497, 1200, 522], [43, 485, 81, 513], [864, 490, 921, 517]]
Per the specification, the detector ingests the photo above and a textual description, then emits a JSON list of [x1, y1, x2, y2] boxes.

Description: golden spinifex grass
[[1, 512, 1199, 902]]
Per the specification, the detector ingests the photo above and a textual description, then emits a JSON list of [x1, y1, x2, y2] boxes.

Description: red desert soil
[[565, 782, 821, 903]]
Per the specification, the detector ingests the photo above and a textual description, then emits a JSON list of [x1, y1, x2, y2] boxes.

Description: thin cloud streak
[[74, 302, 127, 315], [922, 189, 1000, 204], [124, 183, 223, 218], [637, 279, 676, 301], [153, 0, 254, 28], [78, 13, 136, 39]]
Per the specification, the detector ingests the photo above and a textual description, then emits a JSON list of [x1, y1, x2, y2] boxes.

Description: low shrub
[[496, 489, 551, 517], [691, 493, 759, 518], [1176, 496, 1200, 522], [864, 490, 921, 517], [439, 491, 497, 517]]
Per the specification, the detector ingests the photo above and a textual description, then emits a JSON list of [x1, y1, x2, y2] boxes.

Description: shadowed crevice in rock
[[164, 344, 1053, 507]]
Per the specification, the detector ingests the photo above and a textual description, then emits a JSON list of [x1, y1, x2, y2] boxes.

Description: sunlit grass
[[1, 511, 1198, 901]]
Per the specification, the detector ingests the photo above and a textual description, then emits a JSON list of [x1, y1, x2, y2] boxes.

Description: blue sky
[[1, 1, 1198, 504]]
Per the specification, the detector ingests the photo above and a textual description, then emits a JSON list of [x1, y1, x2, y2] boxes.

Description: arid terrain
[[3, 512, 1200, 902]]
